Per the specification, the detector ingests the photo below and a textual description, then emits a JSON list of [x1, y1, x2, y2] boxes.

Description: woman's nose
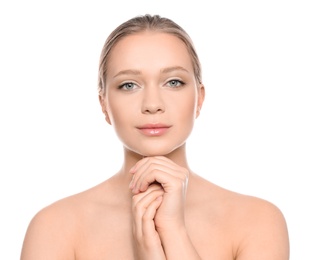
[[141, 87, 165, 114]]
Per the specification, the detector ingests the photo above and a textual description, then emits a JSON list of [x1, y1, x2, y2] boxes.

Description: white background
[[0, 0, 310, 259]]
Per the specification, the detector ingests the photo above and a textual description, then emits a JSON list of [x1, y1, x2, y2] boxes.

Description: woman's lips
[[137, 124, 171, 136]]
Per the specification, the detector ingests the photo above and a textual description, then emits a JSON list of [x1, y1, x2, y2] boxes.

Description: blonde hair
[[98, 14, 202, 95]]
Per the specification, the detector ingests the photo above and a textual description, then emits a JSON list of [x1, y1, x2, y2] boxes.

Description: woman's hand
[[131, 183, 166, 260], [129, 156, 189, 233], [130, 156, 202, 260]]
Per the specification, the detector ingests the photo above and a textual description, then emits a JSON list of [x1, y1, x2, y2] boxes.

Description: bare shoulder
[[231, 192, 290, 260], [21, 195, 78, 259], [20, 176, 120, 260], [190, 174, 290, 259]]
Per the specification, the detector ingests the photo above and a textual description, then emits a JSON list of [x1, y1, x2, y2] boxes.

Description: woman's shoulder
[[192, 173, 284, 215], [191, 174, 289, 258], [194, 174, 287, 226], [21, 192, 82, 259], [219, 186, 289, 258], [21, 176, 122, 259], [28, 175, 122, 223]]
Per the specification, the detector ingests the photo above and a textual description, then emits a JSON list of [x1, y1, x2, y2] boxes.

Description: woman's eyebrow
[[161, 66, 189, 74], [113, 69, 141, 78]]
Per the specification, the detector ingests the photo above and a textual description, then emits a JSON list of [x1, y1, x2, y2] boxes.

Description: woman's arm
[[157, 226, 201, 260]]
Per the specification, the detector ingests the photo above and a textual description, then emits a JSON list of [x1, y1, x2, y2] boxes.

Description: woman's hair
[[98, 14, 202, 95]]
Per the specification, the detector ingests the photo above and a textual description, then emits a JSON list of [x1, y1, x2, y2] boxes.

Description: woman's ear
[[196, 84, 205, 118], [98, 94, 111, 125]]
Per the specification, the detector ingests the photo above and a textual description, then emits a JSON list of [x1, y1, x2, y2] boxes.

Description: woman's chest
[[74, 210, 136, 259], [74, 212, 235, 259]]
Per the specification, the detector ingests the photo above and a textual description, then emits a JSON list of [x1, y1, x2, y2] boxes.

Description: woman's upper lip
[[137, 123, 171, 129]]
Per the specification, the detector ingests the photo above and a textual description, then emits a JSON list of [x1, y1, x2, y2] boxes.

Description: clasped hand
[[129, 156, 189, 259]]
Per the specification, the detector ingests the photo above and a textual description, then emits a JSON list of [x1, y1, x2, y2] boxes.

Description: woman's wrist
[[158, 226, 201, 260]]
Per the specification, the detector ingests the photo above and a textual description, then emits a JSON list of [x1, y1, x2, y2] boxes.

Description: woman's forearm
[[159, 227, 201, 260]]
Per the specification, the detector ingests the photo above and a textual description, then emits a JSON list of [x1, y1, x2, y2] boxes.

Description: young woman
[[21, 14, 290, 259]]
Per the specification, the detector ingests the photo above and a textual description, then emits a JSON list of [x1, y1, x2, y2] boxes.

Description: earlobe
[[98, 95, 112, 125], [104, 112, 112, 125], [196, 106, 201, 117], [196, 84, 205, 118]]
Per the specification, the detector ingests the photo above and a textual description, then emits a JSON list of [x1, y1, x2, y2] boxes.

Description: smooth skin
[[21, 32, 289, 259]]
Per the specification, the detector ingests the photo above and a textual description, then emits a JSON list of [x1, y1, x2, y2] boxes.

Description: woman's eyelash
[[118, 82, 136, 90], [167, 79, 185, 88], [117, 80, 185, 90]]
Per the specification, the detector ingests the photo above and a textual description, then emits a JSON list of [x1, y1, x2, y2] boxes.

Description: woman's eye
[[167, 79, 184, 88], [119, 82, 137, 90]]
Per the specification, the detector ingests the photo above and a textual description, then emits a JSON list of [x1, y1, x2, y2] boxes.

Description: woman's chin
[[126, 143, 185, 158]]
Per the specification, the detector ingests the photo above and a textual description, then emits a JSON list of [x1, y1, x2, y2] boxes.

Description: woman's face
[[101, 32, 204, 156]]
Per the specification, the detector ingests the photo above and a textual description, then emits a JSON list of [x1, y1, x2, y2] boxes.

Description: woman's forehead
[[107, 32, 193, 76]]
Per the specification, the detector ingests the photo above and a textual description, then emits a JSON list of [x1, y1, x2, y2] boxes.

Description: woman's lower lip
[[138, 127, 170, 136]]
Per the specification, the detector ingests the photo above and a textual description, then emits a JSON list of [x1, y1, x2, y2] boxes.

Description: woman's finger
[[141, 195, 163, 238], [131, 162, 188, 194], [132, 184, 164, 238]]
